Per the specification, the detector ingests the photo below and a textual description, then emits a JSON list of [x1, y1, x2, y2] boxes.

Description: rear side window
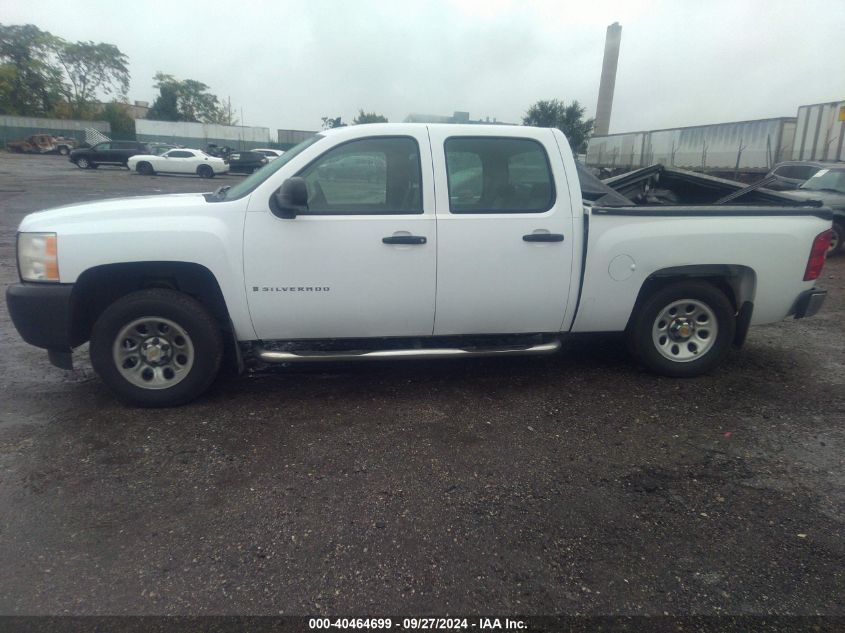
[[168, 150, 193, 158], [444, 137, 555, 214], [297, 136, 422, 215]]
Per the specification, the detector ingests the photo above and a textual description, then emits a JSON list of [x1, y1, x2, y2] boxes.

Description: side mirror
[[271, 177, 308, 219]]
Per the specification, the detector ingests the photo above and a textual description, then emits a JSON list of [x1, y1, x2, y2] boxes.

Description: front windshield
[[799, 169, 845, 194], [221, 134, 324, 200]]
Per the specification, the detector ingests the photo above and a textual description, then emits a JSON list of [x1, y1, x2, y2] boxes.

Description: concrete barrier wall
[[1, 115, 111, 147], [135, 120, 275, 150]]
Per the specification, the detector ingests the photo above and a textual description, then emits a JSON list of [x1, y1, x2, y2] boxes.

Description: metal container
[[792, 101, 845, 162], [587, 118, 796, 174]]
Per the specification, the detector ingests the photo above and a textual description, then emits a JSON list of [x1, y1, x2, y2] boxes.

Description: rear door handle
[[383, 235, 427, 245], [523, 233, 564, 242]]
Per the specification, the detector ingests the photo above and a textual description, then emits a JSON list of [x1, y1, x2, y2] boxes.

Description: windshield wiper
[[211, 185, 231, 201]]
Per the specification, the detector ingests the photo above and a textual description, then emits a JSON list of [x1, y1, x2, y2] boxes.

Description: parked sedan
[[128, 149, 228, 178], [764, 160, 840, 191], [226, 150, 268, 174], [253, 148, 285, 161]]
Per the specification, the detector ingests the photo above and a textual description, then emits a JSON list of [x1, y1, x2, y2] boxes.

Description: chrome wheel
[[651, 299, 718, 362], [112, 316, 195, 389], [77, 157, 90, 169]]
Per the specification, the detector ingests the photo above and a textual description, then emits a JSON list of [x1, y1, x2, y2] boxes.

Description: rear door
[[428, 128, 575, 334]]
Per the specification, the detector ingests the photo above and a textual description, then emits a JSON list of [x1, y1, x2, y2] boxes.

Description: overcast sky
[[3, 0, 844, 134]]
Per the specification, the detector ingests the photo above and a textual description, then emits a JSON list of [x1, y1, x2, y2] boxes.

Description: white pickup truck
[[7, 124, 832, 406]]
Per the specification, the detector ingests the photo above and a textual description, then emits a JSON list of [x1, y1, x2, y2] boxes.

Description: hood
[[19, 193, 211, 232], [783, 188, 845, 209]]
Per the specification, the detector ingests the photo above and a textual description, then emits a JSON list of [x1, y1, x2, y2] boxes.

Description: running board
[[256, 339, 561, 363]]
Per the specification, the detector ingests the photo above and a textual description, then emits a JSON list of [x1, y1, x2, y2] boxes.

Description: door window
[[166, 150, 193, 158], [444, 137, 555, 214], [297, 137, 422, 214]]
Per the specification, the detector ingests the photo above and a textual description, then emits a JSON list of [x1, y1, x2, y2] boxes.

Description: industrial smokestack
[[594, 22, 622, 137]]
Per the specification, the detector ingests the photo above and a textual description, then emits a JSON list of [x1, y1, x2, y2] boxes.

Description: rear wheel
[[136, 161, 154, 176], [58, 146, 70, 156], [828, 221, 844, 257], [197, 164, 214, 179], [628, 281, 735, 377], [90, 289, 224, 407]]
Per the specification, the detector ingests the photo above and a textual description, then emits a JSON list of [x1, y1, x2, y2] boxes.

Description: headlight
[[18, 232, 59, 282]]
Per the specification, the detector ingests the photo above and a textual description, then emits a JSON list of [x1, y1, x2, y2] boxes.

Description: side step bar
[[257, 338, 561, 363]]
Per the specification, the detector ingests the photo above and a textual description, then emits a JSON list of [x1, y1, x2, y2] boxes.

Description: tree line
[[324, 101, 594, 152], [2, 22, 593, 150], [0, 23, 240, 137]]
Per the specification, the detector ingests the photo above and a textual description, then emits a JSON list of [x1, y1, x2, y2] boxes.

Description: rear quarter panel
[[571, 210, 831, 332]]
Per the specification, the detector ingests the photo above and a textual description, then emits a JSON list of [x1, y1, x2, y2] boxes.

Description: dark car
[[764, 160, 841, 191], [69, 140, 149, 169], [779, 165, 845, 255], [226, 150, 268, 174]]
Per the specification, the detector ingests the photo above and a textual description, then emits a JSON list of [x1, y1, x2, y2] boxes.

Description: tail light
[[804, 229, 833, 281]]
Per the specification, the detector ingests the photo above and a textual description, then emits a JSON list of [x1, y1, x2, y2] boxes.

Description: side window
[[796, 166, 820, 180], [95, 143, 111, 151], [444, 137, 555, 213], [298, 137, 422, 214], [168, 150, 192, 158]]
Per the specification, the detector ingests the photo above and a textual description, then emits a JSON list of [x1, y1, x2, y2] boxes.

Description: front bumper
[[793, 288, 827, 319], [6, 282, 75, 350]]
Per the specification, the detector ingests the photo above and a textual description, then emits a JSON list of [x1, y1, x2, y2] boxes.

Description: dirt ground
[[0, 152, 842, 616]]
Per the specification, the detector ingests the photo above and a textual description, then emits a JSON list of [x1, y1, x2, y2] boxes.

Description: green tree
[[206, 95, 239, 126], [0, 23, 64, 116], [523, 99, 594, 153], [147, 72, 224, 123], [53, 40, 130, 118], [321, 116, 346, 130], [146, 80, 179, 121], [101, 101, 135, 139], [353, 109, 387, 124]]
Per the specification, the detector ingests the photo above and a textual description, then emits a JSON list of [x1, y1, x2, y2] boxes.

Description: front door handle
[[383, 235, 427, 245], [523, 233, 564, 242]]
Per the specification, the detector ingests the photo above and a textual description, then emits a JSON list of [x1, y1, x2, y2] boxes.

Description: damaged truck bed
[[579, 163, 819, 208]]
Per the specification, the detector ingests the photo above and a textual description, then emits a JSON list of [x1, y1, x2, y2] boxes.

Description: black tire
[[197, 164, 214, 179], [627, 281, 736, 378], [90, 289, 224, 407], [828, 221, 844, 257], [76, 157, 90, 169], [136, 161, 154, 176]]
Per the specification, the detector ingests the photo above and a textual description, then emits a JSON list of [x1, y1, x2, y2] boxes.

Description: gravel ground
[[0, 153, 842, 616]]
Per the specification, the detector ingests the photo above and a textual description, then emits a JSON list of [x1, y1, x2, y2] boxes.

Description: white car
[[253, 148, 285, 161], [128, 148, 228, 178]]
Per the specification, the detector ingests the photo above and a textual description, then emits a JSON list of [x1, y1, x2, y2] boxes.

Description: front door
[[243, 132, 437, 340], [427, 129, 575, 335]]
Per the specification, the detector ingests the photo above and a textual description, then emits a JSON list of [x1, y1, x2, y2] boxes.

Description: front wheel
[[76, 157, 91, 169], [90, 289, 224, 407], [136, 161, 154, 176], [627, 281, 736, 378]]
